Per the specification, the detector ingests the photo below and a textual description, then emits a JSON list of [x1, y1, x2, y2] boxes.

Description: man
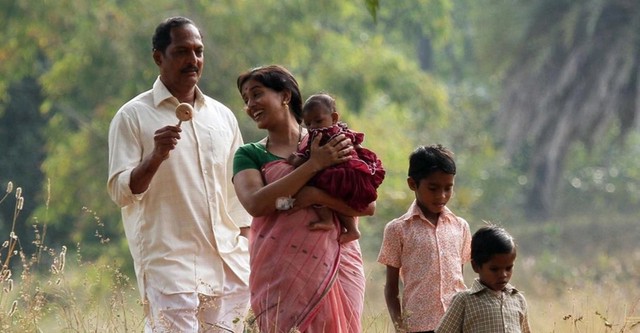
[[107, 16, 250, 332]]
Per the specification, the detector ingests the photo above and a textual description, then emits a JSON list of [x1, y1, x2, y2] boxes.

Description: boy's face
[[472, 251, 517, 291], [408, 170, 454, 221]]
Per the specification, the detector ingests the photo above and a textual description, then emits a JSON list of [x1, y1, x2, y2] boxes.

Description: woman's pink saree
[[249, 160, 365, 333]]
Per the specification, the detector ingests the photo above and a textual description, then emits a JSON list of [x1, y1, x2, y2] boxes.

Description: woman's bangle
[[276, 196, 295, 210]]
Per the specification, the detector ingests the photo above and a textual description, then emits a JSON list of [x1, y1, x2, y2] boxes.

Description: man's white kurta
[[107, 77, 251, 297]]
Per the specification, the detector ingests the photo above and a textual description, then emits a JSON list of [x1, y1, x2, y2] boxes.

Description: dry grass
[[361, 258, 640, 333], [0, 182, 144, 332], [528, 283, 640, 332], [359, 212, 640, 333], [1, 180, 639, 332]]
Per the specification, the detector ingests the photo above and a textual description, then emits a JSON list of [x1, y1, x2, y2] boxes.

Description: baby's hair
[[303, 93, 337, 115], [471, 224, 516, 266], [407, 144, 456, 183]]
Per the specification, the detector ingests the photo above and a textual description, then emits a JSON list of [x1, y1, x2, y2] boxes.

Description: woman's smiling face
[[241, 79, 288, 129]]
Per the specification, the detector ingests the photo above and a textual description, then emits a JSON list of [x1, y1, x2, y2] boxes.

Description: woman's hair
[[408, 144, 456, 183], [471, 224, 516, 266], [152, 16, 200, 53], [303, 93, 337, 115], [236, 65, 303, 123]]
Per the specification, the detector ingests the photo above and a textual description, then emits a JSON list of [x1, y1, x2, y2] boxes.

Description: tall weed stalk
[[0, 181, 143, 332]]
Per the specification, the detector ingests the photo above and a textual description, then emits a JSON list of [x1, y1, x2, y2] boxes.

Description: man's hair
[[408, 144, 456, 183], [471, 224, 516, 266], [152, 16, 200, 53]]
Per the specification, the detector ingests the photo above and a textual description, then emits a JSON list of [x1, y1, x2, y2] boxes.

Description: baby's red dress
[[296, 122, 385, 211]]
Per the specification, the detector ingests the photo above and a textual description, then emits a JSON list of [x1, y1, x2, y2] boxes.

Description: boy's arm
[[384, 265, 405, 332]]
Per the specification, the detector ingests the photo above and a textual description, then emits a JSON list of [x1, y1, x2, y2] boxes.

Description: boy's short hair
[[471, 224, 516, 266], [408, 144, 456, 182]]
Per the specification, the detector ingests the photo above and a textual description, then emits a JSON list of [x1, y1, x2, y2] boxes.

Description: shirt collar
[[152, 76, 205, 108], [406, 200, 454, 224], [470, 278, 519, 295]]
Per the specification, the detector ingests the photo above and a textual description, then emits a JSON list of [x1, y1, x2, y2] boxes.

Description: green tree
[[1, 0, 458, 263], [0, 78, 47, 242], [1, 0, 158, 259]]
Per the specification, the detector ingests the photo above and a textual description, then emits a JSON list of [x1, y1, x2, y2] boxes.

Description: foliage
[[1, 0, 462, 261], [364, 0, 379, 22], [0, 1, 639, 332], [372, 0, 455, 72], [0, 79, 48, 246], [0, 0, 638, 266]]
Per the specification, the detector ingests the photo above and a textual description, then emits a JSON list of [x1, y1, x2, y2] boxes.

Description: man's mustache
[[181, 66, 199, 74]]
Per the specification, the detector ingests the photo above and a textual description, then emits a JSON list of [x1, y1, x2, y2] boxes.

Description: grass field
[[1, 212, 639, 332]]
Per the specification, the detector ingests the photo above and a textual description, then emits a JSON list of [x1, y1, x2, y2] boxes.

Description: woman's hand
[[306, 133, 353, 171]]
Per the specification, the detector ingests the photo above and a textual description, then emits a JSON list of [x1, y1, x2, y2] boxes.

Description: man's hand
[[129, 125, 182, 194], [152, 125, 182, 160]]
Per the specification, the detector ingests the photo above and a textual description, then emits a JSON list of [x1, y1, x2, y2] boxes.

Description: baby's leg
[[308, 206, 335, 231], [338, 214, 360, 244]]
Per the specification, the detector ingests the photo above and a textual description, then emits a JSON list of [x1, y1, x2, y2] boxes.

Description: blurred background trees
[[1, 0, 638, 265], [496, 0, 640, 219]]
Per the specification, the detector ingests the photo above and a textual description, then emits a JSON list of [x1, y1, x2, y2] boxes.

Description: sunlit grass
[[361, 259, 640, 333], [360, 211, 640, 333], [1, 180, 639, 332], [0, 181, 144, 332], [529, 282, 640, 332]]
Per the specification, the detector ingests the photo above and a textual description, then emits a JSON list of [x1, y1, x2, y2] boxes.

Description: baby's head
[[302, 93, 339, 130], [471, 224, 517, 291]]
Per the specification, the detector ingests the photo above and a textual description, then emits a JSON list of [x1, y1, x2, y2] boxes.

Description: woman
[[232, 65, 373, 333]]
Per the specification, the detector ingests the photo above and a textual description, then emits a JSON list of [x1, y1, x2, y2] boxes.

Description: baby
[[289, 93, 385, 243]]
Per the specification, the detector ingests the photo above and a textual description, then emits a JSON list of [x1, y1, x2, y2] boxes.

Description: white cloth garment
[[108, 77, 251, 299]]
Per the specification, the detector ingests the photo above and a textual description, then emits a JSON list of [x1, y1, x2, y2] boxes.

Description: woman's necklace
[[265, 124, 303, 153]]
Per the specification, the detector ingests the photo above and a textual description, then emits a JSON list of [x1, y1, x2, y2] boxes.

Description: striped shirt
[[436, 278, 531, 333]]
